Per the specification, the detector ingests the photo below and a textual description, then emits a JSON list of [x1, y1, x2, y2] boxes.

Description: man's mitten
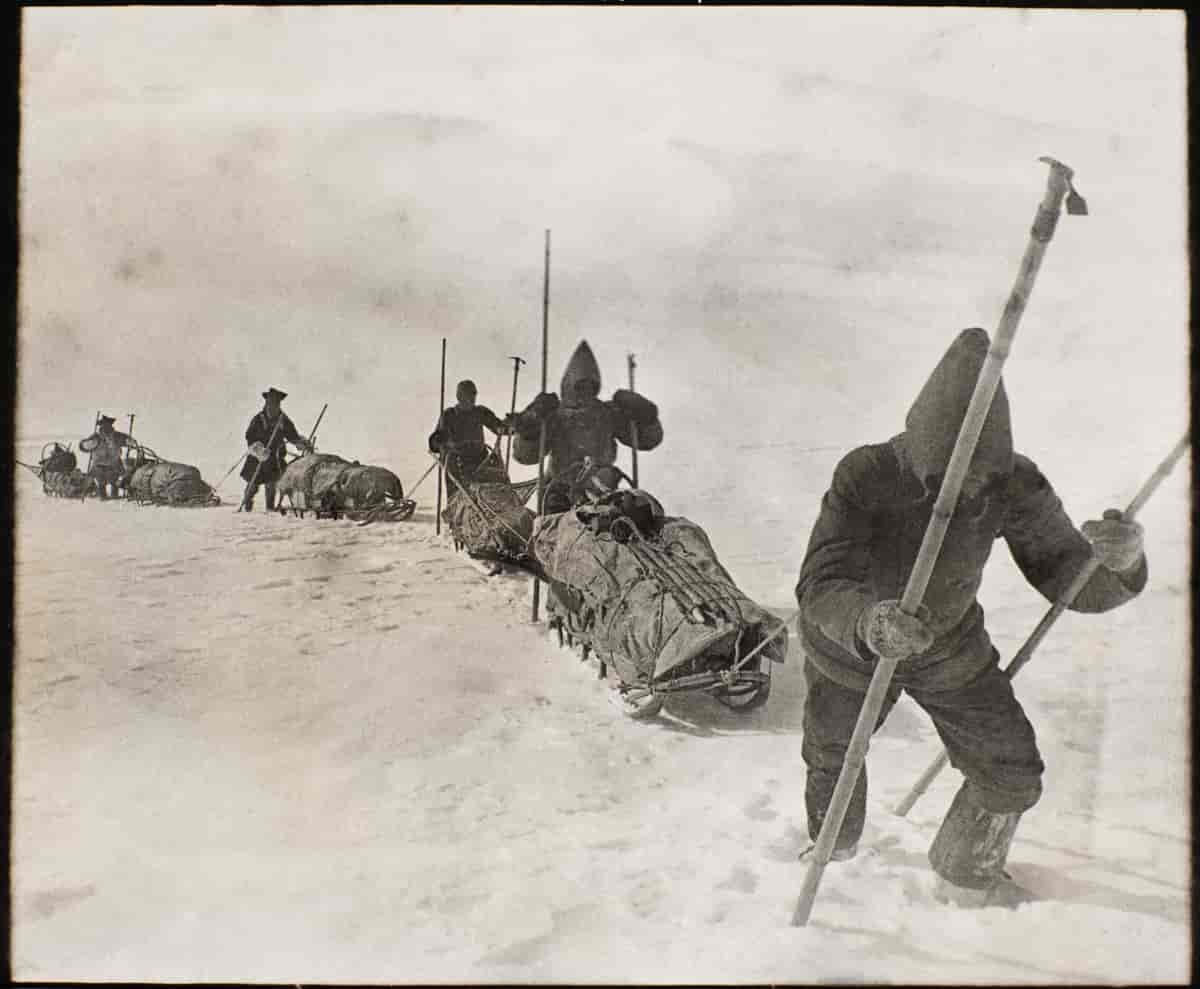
[[611, 389, 659, 426], [248, 441, 269, 461], [857, 600, 935, 660], [516, 392, 560, 437], [1081, 509, 1144, 572]]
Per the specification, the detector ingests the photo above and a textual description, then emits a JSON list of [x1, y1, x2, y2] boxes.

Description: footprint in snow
[[715, 864, 759, 894], [744, 792, 778, 821], [253, 578, 294, 591]]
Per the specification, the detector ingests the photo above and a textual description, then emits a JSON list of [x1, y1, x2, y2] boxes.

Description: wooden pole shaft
[[894, 430, 1190, 817], [532, 230, 550, 623], [436, 338, 446, 536]]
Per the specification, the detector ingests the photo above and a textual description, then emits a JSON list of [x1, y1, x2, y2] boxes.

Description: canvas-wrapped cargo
[[43, 468, 90, 498], [277, 452, 414, 520], [127, 460, 220, 506], [440, 450, 537, 563], [444, 481, 536, 562], [532, 491, 787, 714]]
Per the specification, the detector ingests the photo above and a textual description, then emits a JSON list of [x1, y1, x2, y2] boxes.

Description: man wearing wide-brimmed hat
[[240, 387, 312, 511], [79, 414, 132, 500]]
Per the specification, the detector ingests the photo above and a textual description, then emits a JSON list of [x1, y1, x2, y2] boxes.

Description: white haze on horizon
[[17, 6, 1188, 604]]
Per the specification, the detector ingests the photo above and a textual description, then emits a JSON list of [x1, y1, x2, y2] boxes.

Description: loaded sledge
[[276, 452, 416, 523], [21, 437, 220, 506], [531, 462, 787, 718]]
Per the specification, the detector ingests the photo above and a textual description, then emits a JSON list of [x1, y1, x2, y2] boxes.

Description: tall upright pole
[[792, 157, 1087, 927], [84, 410, 100, 476], [531, 229, 551, 623], [627, 353, 639, 488], [505, 356, 525, 474], [436, 337, 446, 536]]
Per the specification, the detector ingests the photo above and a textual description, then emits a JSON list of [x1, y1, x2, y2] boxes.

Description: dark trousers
[[90, 465, 123, 500], [242, 480, 277, 511], [802, 651, 1044, 851]]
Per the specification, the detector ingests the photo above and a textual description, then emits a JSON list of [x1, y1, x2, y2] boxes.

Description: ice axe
[[894, 430, 1190, 818], [506, 355, 526, 473], [792, 156, 1087, 927]]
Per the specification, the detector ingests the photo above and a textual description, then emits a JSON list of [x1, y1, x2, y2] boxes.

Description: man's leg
[[909, 654, 1043, 897], [264, 482, 277, 512], [802, 660, 901, 856], [241, 481, 259, 510]]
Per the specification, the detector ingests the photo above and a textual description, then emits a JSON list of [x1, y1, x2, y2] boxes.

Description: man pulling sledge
[[511, 340, 663, 513], [795, 328, 1147, 907], [429, 380, 512, 496], [79, 414, 132, 500], [240, 387, 313, 512]]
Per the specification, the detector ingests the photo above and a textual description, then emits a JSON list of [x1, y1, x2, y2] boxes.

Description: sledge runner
[[240, 387, 313, 512], [511, 340, 663, 512], [429, 380, 512, 496], [79, 415, 132, 499], [794, 328, 1147, 906]]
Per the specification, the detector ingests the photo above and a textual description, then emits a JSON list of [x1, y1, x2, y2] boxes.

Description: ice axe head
[[1037, 155, 1087, 215], [509, 356, 527, 368]]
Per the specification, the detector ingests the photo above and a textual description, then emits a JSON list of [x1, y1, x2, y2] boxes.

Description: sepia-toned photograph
[[12, 5, 1190, 983]]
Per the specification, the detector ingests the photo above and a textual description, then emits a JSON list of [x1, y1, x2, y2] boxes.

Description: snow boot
[[928, 783, 1023, 907], [933, 871, 1034, 909]]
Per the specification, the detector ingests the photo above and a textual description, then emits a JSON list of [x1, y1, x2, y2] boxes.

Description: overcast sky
[[17, 8, 1187, 591]]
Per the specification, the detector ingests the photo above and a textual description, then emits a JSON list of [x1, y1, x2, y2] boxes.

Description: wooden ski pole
[[627, 353, 639, 488], [238, 414, 286, 512], [506, 355, 526, 474], [792, 156, 1086, 927], [435, 338, 447, 535], [531, 229, 551, 623], [894, 430, 1191, 817], [306, 403, 328, 450], [214, 451, 249, 491]]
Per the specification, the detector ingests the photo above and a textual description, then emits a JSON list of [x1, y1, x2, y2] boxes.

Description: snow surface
[[13, 6, 1190, 984]]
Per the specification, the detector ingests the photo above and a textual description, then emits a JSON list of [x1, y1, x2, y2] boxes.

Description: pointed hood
[[560, 340, 602, 406], [901, 328, 1014, 487]]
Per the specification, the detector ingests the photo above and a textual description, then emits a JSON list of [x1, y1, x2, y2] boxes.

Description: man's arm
[[795, 446, 886, 656], [1002, 455, 1146, 613], [609, 391, 663, 451], [477, 406, 510, 437]]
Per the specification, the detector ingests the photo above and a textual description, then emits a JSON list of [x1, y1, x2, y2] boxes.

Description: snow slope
[[14, 7, 1190, 984], [11, 458, 1189, 983]]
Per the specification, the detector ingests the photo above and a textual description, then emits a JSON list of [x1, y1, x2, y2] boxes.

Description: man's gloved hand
[[248, 441, 269, 461], [611, 389, 659, 426], [857, 600, 936, 661], [515, 392, 560, 437], [427, 429, 444, 454], [523, 391, 560, 421], [1081, 509, 1144, 572], [298, 439, 314, 454]]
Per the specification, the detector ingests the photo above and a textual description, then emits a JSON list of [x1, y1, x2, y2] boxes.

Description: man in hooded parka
[[795, 328, 1147, 906], [512, 340, 663, 511], [429, 379, 511, 496], [240, 387, 313, 511]]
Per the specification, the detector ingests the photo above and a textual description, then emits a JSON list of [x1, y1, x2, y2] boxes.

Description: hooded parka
[[512, 340, 663, 484]]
